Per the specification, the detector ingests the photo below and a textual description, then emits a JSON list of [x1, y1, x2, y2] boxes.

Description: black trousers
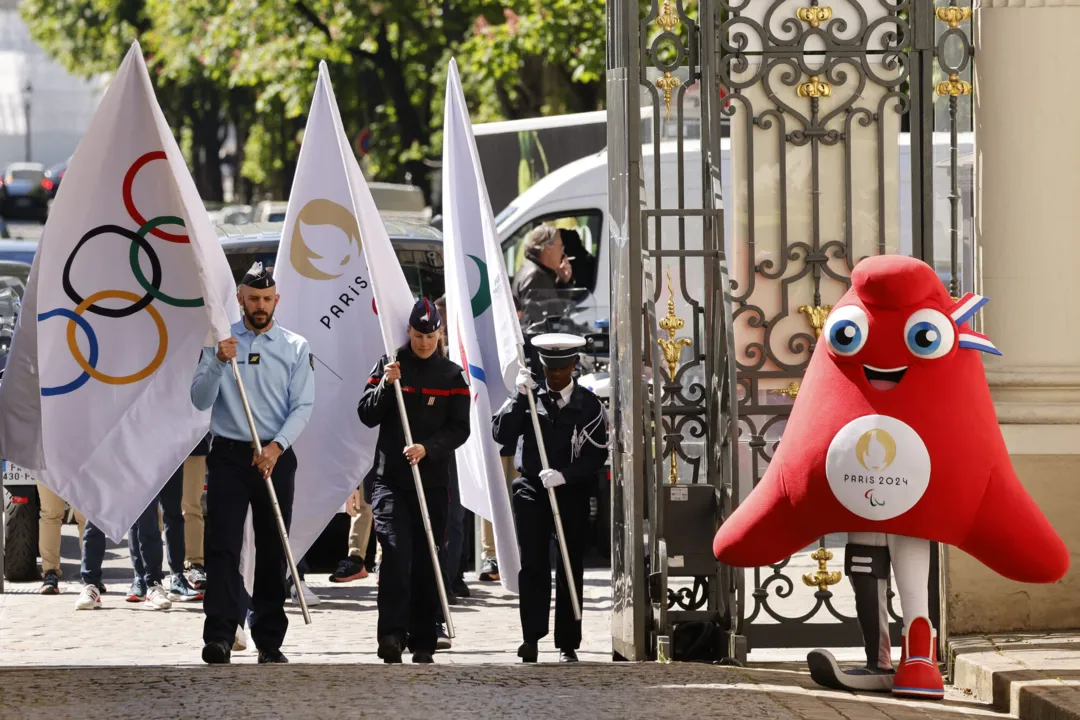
[[513, 476, 590, 650], [203, 439, 296, 652], [372, 478, 449, 654]]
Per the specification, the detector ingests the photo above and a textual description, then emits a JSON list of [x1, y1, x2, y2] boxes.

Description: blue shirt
[[190, 320, 315, 450]]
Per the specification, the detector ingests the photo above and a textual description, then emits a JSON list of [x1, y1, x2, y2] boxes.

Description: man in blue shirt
[[191, 262, 314, 665]]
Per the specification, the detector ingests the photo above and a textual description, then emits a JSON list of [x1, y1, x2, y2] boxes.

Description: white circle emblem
[[825, 415, 931, 521]]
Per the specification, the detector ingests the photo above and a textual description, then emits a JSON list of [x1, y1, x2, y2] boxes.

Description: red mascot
[[713, 255, 1069, 699]]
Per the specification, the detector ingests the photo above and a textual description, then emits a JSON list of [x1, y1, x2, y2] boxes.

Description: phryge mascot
[[712, 255, 1069, 699]]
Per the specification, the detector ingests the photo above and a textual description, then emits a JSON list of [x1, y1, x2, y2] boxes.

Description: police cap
[[532, 333, 585, 369], [409, 297, 442, 334], [240, 261, 275, 290]]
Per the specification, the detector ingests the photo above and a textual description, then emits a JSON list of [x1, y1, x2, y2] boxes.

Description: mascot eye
[[904, 308, 955, 359], [824, 306, 869, 357]]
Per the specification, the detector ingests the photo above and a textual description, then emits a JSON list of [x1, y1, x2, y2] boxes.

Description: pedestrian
[[329, 480, 373, 584], [37, 481, 85, 595], [357, 297, 471, 664], [74, 520, 109, 610], [182, 435, 211, 591], [190, 261, 315, 665], [492, 333, 609, 663], [124, 463, 202, 609]]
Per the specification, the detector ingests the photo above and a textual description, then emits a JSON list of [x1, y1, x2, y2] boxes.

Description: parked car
[[0, 163, 50, 222], [42, 158, 69, 200]]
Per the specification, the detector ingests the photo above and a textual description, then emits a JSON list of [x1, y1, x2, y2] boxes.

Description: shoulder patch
[[309, 353, 315, 370]]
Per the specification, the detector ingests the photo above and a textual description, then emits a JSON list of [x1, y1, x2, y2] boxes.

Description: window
[[502, 210, 603, 292]]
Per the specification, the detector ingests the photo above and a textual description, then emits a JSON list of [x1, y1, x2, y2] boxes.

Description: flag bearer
[[493, 333, 609, 663], [357, 298, 471, 664], [191, 262, 315, 665]]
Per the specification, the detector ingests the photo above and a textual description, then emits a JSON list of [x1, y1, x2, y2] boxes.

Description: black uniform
[[492, 381, 609, 651], [357, 344, 470, 654]]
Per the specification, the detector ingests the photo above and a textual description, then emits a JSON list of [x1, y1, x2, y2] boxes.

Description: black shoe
[[39, 570, 60, 595], [329, 557, 368, 583], [452, 577, 470, 598], [378, 636, 404, 664], [446, 590, 459, 606], [478, 558, 499, 582], [517, 642, 538, 663], [560, 649, 579, 663], [202, 640, 232, 665], [258, 649, 289, 664], [412, 651, 435, 664]]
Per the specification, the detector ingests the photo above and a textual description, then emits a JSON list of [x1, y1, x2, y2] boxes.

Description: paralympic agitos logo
[[38, 151, 204, 397]]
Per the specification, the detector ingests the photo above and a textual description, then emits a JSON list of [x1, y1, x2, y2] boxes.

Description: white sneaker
[[290, 579, 321, 607], [233, 626, 248, 652], [75, 584, 101, 610], [145, 583, 173, 610]]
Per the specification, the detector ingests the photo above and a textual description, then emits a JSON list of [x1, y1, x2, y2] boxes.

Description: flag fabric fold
[[0, 42, 237, 541], [442, 58, 522, 592], [273, 61, 414, 562]]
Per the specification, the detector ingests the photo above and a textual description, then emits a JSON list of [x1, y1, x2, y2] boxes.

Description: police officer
[[190, 262, 315, 665], [357, 297, 471, 664], [492, 333, 609, 663]]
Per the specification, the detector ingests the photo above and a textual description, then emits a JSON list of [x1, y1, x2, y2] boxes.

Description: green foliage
[[20, 0, 613, 201]]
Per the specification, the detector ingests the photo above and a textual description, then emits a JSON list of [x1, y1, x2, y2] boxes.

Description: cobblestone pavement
[[0, 528, 1004, 718]]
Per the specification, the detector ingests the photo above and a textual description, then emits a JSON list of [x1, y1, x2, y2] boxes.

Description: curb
[[949, 635, 1080, 719]]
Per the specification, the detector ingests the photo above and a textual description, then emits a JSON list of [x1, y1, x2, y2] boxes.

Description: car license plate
[[15, 197, 30, 207], [1, 460, 33, 485]]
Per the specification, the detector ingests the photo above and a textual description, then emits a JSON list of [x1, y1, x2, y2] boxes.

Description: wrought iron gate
[[718, 0, 974, 649], [607, 0, 974, 658]]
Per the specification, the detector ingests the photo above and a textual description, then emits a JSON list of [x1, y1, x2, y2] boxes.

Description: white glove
[[540, 469, 566, 489], [516, 368, 537, 396]]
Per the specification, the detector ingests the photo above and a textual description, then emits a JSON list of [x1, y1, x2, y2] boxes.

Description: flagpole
[[518, 347, 582, 621], [230, 358, 312, 625], [388, 361, 456, 638]]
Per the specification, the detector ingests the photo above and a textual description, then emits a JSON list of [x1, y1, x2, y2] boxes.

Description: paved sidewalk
[[0, 527, 1007, 718], [950, 633, 1080, 719]]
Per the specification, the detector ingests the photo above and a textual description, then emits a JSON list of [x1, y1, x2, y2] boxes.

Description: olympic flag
[[0, 42, 238, 541], [442, 59, 522, 591], [272, 62, 414, 562]]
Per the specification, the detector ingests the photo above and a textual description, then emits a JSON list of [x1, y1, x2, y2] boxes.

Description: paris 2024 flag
[[442, 58, 522, 591], [0, 42, 238, 541], [272, 61, 414, 562]]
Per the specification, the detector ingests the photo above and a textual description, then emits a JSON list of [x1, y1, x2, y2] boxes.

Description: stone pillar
[[947, 0, 1080, 634]]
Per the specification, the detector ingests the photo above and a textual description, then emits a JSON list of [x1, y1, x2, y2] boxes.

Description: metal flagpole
[[518, 347, 582, 621], [389, 360, 455, 638], [230, 357, 311, 625]]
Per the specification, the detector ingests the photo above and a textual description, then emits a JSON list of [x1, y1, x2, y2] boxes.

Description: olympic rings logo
[[39, 151, 205, 397]]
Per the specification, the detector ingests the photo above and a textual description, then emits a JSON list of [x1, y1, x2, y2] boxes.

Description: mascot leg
[[887, 535, 943, 700], [807, 532, 894, 693]]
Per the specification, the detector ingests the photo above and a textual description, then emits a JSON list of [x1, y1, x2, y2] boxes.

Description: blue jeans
[[80, 521, 106, 587], [129, 466, 185, 585]]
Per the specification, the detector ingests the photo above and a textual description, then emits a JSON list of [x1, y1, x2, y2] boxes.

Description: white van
[[495, 134, 974, 335]]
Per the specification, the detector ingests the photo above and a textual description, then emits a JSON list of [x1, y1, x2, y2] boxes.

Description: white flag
[[274, 62, 413, 561], [442, 58, 522, 591], [0, 42, 238, 541]]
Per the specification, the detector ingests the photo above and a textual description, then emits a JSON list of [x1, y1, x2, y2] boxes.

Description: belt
[[212, 436, 274, 452]]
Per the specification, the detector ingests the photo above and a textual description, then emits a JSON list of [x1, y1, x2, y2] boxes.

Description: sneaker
[[452, 577, 470, 598], [436, 623, 452, 650], [75, 584, 102, 610], [289, 578, 317, 604], [329, 557, 368, 583], [168, 573, 203, 602], [478, 557, 499, 582], [39, 570, 60, 595], [145, 583, 173, 610], [126, 577, 147, 603], [186, 564, 207, 591], [233, 627, 248, 652]]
